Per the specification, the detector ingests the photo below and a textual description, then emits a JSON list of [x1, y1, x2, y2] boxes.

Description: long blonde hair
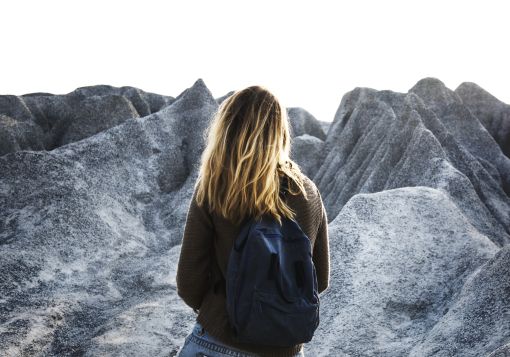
[[195, 85, 308, 226]]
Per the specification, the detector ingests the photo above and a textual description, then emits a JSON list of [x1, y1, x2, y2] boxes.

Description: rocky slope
[[0, 78, 508, 356]]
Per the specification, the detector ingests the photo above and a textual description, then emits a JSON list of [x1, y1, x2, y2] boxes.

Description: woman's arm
[[176, 186, 214, 311], [313, 189, 330, 294]]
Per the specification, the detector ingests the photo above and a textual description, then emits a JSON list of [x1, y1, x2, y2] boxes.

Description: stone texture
[[0, 77, 509, 356], [0, 85, 175, 155], [0, 79, 214, 356], [455, 82, 510, 158], [286, 107, 326, 140], [308, 186, 500, 357], [410, 245, 510, 357], [315, 79, 510, 247]]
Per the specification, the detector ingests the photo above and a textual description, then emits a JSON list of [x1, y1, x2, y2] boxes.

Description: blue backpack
[[225, 177, 320, 347]]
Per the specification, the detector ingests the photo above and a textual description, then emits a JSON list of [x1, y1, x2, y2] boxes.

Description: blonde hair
[[196, 85, 308, 226]]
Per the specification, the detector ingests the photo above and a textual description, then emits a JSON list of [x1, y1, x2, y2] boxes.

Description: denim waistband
[[189, 322, 258, 357]]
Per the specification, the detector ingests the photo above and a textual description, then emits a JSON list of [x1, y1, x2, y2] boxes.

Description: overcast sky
[[1, 0, 508, 122]]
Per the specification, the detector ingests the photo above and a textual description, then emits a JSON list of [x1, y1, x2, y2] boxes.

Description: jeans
[[176, 322, 305, 357]]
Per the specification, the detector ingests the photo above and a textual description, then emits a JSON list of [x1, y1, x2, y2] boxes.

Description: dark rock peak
[[409, 77, 463, 107], [21, 92, 56, 97], [165, 78, 217, 114], [0, 94, 34, 122], [287, 107, 326, 140], [455, 81, 510, 159], [456, 81, 504, 106]]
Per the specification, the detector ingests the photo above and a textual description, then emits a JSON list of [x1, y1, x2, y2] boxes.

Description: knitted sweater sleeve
[[176, 185, 214, 312], [313, 188, 330, 294]]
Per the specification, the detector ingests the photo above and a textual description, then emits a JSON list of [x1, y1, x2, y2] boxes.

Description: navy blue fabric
[[225, 177, 320, 347]]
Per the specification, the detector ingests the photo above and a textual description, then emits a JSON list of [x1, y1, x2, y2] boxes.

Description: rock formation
[[0, 78, 508, 356], [456, 82, 510, 158]]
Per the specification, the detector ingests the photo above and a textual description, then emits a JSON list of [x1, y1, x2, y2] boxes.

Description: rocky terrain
[[0, 78, 508, 356]]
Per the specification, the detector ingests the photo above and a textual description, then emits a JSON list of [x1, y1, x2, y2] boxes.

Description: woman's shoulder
[[288, 174, 325, 237], [299, 172, 319, 193], [290, 173, 321, 205]]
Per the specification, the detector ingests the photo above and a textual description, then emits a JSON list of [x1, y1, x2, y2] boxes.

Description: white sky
[[1, 0, 509, 122]]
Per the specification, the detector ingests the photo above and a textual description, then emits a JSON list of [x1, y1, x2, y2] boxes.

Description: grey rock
[[318, 120, 332, 136], [0, 86, 175, 155], [0, 79, 217, 356], [410, 78, 510, 196], [410, 245, 510, 357], [0, 113, 46, 155], [1, 77, 509, 356], [66, 84, 175, 116], [308, 186, 499, 357], [455, 82, 510, 158], [315, 79, 510, 246], [290, 134, 324, 178], [287, 107, 326, 140], [54, 94, 140, 147], [0, 95, 47, 155], [488, 343, 510, 357]]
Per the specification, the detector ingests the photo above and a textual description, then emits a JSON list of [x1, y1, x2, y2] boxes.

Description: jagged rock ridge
[[0, 78, 509, 356]]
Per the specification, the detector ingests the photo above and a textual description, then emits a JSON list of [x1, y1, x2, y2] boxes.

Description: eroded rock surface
[[1, 78, 509, 356]]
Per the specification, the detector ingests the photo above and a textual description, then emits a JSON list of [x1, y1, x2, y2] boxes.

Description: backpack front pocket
[[236, 289, 319, 347]]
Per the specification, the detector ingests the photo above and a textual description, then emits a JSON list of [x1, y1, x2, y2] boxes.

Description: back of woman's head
[[196, 85, 308, 226]]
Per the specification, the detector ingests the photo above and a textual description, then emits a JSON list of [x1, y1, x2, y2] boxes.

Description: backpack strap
[[215, 175, 291, 295]]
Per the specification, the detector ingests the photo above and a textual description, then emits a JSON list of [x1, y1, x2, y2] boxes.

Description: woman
[[176, 85, 330, 357]]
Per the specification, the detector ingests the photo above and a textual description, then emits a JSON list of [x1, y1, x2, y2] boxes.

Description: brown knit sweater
[[176, 175, 330, 357]]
